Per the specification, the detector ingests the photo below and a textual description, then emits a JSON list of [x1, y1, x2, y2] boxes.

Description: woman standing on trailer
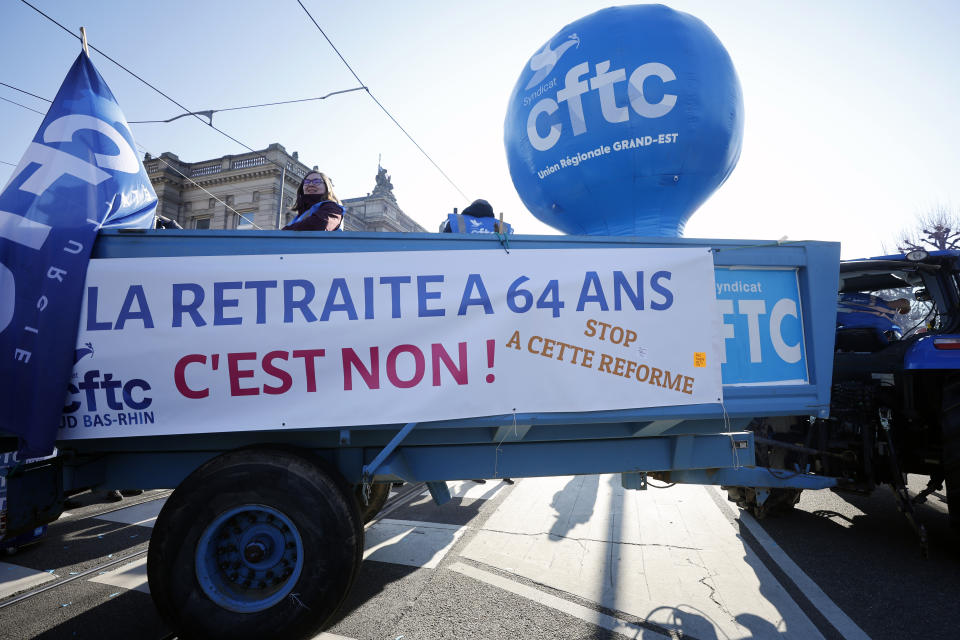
[[283, 171, 344, 231]]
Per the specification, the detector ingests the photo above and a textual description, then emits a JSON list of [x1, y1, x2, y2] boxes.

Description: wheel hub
[[195, 504, 304, 613]]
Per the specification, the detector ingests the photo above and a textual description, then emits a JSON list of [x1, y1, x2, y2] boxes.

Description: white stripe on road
[[364, 519, 466, 569], [89, 557, 149, 593], [709, 486, 872, 640], [449, 561, 669, 639], [95, 498, 166, 528], [0, 562, 57, 599]]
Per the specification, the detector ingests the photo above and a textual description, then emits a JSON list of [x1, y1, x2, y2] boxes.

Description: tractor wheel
[[941, 378, 960, 530]]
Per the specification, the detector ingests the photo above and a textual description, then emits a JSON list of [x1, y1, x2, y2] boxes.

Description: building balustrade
[[191, 164, 222, 177], [231, 156, 268, 170]]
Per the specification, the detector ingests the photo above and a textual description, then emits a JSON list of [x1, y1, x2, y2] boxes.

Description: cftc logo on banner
[[61, 343, 156, 431], [715, 267, 808, 386], [0, 52, 156, 457]]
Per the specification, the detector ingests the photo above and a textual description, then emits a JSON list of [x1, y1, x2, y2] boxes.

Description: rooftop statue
[[372, 165, 396, 202]]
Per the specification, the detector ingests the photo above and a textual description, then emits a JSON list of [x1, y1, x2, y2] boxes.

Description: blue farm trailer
[[1, 227, 847, 638]]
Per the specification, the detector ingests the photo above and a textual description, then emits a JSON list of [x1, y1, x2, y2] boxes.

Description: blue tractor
[[725, 249, 960, 544]]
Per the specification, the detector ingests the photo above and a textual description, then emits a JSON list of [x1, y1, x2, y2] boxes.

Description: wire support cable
[[295, 0, 468, 201], [128, 86, 367, 124]]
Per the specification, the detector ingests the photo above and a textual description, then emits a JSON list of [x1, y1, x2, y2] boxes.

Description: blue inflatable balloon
[[505, 4, 744, 236]]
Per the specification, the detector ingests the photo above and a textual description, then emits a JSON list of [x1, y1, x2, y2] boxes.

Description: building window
[[209, 198, 215, 209], [236, 211, 255, 230], [193, 216, 212, 230]]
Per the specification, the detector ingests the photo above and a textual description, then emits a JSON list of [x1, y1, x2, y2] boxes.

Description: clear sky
[[1, 1, 958, 258]]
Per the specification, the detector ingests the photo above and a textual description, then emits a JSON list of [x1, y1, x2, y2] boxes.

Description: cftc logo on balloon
[[504, 5, 744, 237]]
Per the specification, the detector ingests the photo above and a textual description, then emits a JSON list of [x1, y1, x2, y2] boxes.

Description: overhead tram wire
[[0, 81, 52, 103], [295, 0, 469, 201], [18, 0, 296, 176], [17, 0, 468, 201], [0, 94, 45, 116]]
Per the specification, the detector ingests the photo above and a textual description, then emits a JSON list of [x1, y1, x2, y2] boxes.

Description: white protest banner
[[59, 248, 723, 439]]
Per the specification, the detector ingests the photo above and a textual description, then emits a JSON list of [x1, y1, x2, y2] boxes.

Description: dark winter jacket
[[283, 201, 345, 231]]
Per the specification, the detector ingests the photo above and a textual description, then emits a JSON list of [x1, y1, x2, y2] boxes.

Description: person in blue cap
[[442, 199, 511, 234]]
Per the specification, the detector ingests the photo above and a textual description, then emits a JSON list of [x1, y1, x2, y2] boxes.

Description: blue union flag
[[0, 52, 156, 457]]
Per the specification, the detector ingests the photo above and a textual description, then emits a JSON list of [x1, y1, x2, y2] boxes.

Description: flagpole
[[79, 27, 89, 56]]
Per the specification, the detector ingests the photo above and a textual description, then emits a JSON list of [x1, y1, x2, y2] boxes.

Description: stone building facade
[[144, 143, 425, 233]]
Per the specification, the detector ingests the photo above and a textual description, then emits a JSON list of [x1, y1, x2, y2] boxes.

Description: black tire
[[942, 378, 960, 530], [147, 446, 363, 640], [354, 483, 390, 524]]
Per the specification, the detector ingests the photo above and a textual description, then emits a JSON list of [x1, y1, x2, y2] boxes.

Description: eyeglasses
[[303, 178, 325, 186]]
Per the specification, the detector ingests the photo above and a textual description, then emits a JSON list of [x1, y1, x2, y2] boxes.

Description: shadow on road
[[549, 474, 599, 539]]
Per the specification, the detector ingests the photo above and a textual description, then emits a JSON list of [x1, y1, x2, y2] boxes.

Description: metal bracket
[[754, 487, 771, 507], [495, 214, 510, 254], [426, 481, 451, 506], [621, 471, 648, 491], [361, 422, 418, 488]]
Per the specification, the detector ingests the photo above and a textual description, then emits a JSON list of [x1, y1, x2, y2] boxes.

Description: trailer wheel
[[147, 447, 362, 640], [941, 378, 960, 530], [354, 483, 391, 524]]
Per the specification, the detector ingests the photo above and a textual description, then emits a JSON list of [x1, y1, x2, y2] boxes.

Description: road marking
[[709, 486, 872, 640], [0, 562, 57, 599], [89, 557, 149, 593], [375, 518, 463, 531], [95, 498, 166, 528], [364, 519, 466, 568], [449, 561, 670, 639]]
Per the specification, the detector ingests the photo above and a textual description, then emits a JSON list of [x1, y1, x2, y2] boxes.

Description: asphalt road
[[0, 476, 955, 640], [752, 475, 959, 640]]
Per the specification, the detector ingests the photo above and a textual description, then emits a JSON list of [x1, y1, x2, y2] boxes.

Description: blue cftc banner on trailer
[[0, 52, 156, 457], [715, 267, 808, 385]]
